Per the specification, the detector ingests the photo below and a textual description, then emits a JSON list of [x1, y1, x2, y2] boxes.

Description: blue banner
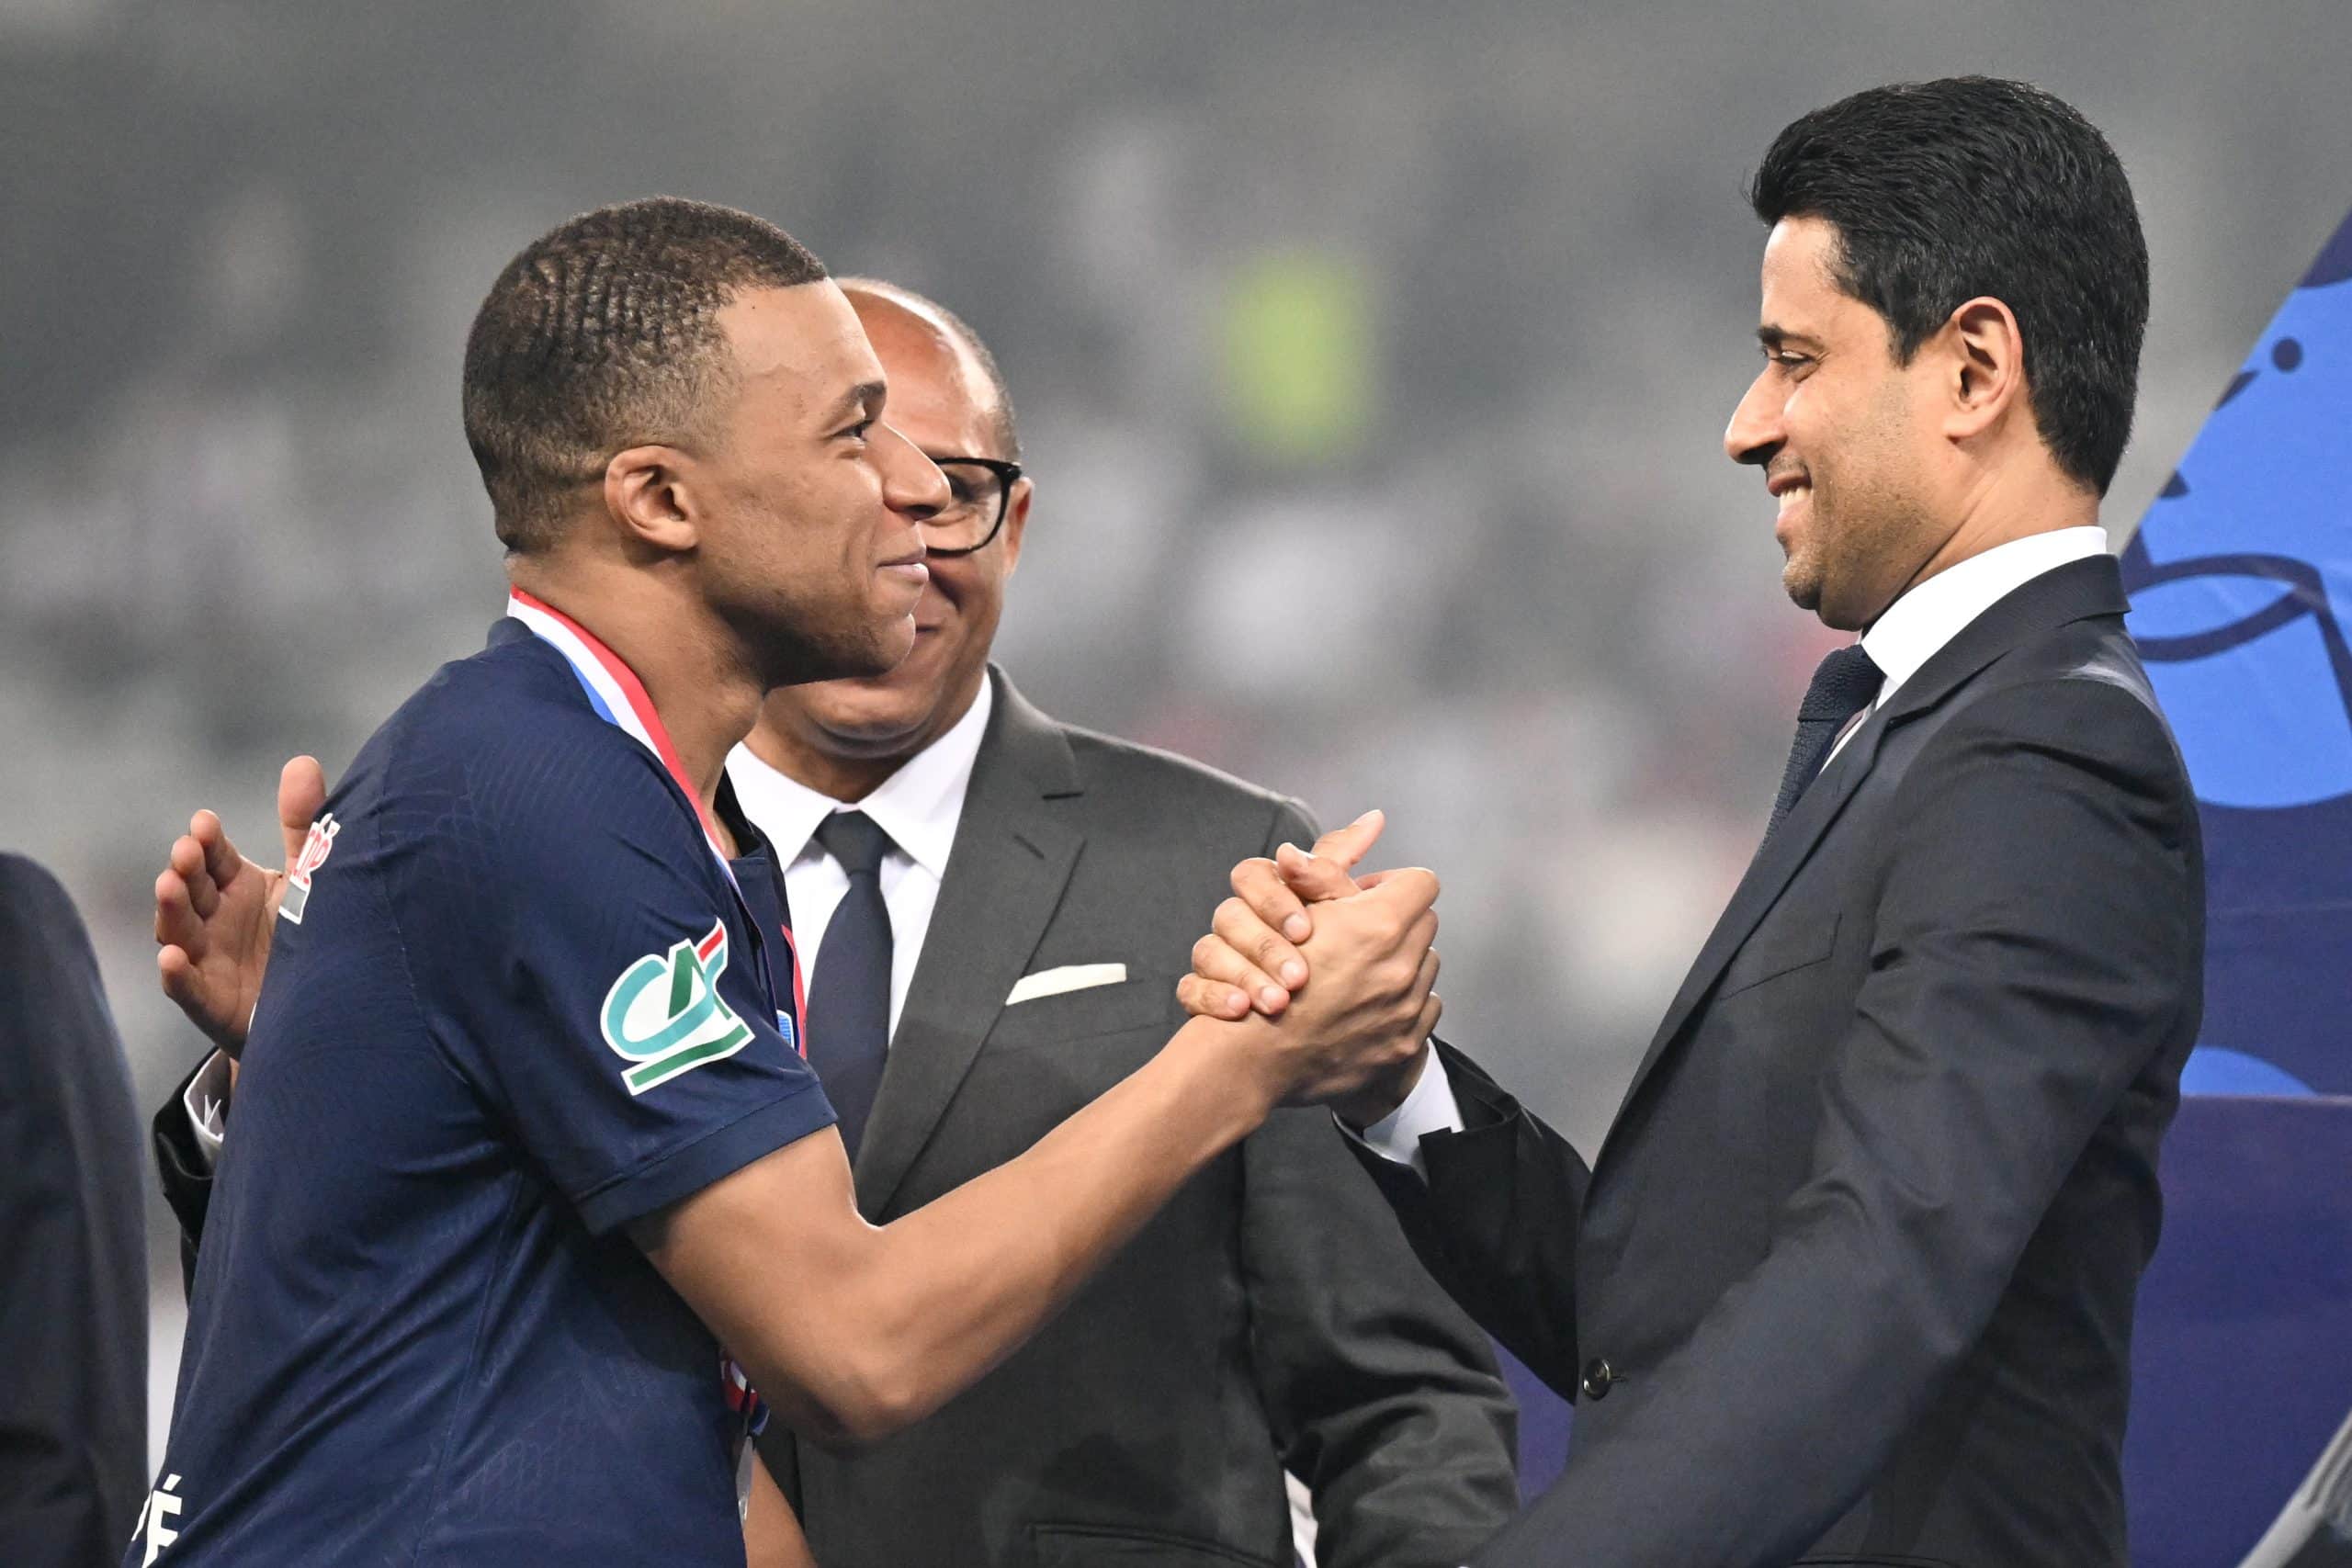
[[2121, 207, 2352, 1098]]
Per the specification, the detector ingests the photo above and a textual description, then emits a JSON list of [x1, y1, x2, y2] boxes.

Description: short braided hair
[[462, 197, 828, 552]]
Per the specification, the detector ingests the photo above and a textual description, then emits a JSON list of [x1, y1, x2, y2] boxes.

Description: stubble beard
[[1811, 485, 1931, 632], [721, 572, 909, 693], [1781, 533, 1826, 614], [1780, 475, 1829, 615]]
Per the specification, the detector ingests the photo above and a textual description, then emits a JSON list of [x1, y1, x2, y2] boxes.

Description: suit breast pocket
[[985, 976, 1177, 1052], [1714, 913, 1842, 1002], [961, 977, 1183, 1141]]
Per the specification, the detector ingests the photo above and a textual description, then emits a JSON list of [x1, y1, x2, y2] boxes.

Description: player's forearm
[[800, 1015, 1275, 1441]]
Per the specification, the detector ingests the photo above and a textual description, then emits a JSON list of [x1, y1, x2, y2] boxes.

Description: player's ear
[[602, 446, 704, 556]]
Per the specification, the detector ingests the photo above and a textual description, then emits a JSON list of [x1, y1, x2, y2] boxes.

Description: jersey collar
[[504, 589, 741, 895]]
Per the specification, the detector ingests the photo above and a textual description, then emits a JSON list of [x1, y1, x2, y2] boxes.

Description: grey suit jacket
[[1359, 556, 2205, 1567], [773, 668, 1518, 1568]]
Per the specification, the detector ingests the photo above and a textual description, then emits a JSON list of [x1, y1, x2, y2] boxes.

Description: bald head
[[837, 278, 1019, 460]]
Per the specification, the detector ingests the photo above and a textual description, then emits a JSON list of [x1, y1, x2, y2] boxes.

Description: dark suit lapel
[[1614, 708, 1890, 1117], [1612, 553, 2130, 1122], [854, 668, 1084, 1218]]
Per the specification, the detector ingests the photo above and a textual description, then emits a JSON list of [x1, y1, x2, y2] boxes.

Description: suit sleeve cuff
[[182, 1050, 233, 1172], [1338, 1046, 1464, 1177]]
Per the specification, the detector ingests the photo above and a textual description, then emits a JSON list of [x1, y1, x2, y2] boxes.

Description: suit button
[[1580, 1357, 1615, 1400]]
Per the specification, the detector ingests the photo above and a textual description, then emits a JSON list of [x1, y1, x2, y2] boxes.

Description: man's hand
[[154, 756, 326, 1055], [1179, 810, 1388, 1022], [1177, 810, 1442, 1124], [1185, 818, 1401, 1024]]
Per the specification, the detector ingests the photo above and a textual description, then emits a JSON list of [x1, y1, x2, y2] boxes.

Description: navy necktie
[[807, 811, 894, 1162], [1766, 643, 1885, 840]]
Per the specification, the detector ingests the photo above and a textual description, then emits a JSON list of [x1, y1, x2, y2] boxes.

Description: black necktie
[[806, 811, 894, 1162], [1765, 644, 1885, 840]]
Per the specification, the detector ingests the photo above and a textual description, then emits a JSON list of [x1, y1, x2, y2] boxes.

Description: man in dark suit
[[0, 854, 146, 1565], [1185, 79, 2206, 1567], [150, 278, 1515, 1567]]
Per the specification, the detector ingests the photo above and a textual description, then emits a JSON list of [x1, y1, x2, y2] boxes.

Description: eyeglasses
[[920, 457, 1023, 557]]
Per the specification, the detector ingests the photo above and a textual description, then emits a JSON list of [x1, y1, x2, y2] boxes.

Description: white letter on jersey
[[140, 1473, 185, 1564]]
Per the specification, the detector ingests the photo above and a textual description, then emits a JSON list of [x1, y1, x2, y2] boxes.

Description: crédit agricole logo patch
[[601, 919, 752, 1093]]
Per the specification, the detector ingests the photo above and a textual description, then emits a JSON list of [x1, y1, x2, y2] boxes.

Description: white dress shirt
[[1358, 525, 2112, 1172], [184, 1047, 233, 1166], [724, 678, 994, 1041]]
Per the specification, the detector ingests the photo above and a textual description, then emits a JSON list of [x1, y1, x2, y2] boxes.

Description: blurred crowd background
[[5, 0, 2347, 1465]]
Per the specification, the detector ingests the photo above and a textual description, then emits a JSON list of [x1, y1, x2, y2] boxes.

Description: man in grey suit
[[151, 277, 1516, 1567]]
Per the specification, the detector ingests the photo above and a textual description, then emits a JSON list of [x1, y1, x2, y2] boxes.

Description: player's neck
[[742, 672, 987, 803], [510, 567, 761, 822]]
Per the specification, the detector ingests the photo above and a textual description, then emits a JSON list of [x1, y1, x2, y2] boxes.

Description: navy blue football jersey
[[131, 604, 834, 1566]]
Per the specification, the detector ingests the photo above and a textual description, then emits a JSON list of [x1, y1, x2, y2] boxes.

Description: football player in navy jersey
[[132, 197, 1442, 1567]]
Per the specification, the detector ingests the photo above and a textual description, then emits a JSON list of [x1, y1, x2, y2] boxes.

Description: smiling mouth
[[1769, 471, 1812, 525]]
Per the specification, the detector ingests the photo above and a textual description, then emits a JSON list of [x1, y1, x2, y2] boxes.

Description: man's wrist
[[1341, 1043, 1464, 1175], [1333, 1040, 1431, 1132]]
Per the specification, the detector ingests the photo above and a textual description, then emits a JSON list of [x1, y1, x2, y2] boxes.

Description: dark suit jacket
[[155, 669, 1518, 1568], [0, 854, 147, 1566], [1359, 556, 2205, 1567]]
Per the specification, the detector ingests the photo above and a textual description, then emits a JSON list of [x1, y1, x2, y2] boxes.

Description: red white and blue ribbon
[[508, 591, 809, 1066], [506, 589, 742, 899], [509, 591, 783, 1472]]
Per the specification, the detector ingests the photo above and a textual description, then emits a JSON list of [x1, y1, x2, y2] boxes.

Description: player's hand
[[1178, 808, 1440, 1115], [1238, 864, 1441, 1118], [154, 755, 325, 1056], [1179, 810, 1438, 1125], [1178, 809, 1387, 1021]]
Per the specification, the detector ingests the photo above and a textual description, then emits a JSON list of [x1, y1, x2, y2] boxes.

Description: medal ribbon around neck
[[510, 590, 780, 1453], [506, 590, 742, 899], [509, 591, 810, 1057]]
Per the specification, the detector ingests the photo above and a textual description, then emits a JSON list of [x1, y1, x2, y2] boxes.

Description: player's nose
[[877, 423, 948, 523]]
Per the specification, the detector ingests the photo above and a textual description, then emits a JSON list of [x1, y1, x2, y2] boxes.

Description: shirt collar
[[1859, 526, 2109, 704], [724, 676, 995, 881]]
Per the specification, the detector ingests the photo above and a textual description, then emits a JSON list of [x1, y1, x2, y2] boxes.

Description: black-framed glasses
[[921, 457, 1023, 557]]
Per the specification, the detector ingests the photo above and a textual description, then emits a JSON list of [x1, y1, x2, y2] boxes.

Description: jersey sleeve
[[392, 724, 837, 1236]]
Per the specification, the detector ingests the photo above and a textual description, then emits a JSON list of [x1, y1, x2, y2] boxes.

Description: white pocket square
[[1005, 964, 1128, 1006]]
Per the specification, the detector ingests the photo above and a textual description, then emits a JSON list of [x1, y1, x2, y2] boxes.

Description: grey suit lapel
[[1610, 554, 2131, 1126], [854, 668, 1084, 1218]]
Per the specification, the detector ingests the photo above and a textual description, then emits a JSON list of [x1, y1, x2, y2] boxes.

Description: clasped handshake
[[1173, 807, 1443, 1129], [154, 760, 1441, 1130]]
